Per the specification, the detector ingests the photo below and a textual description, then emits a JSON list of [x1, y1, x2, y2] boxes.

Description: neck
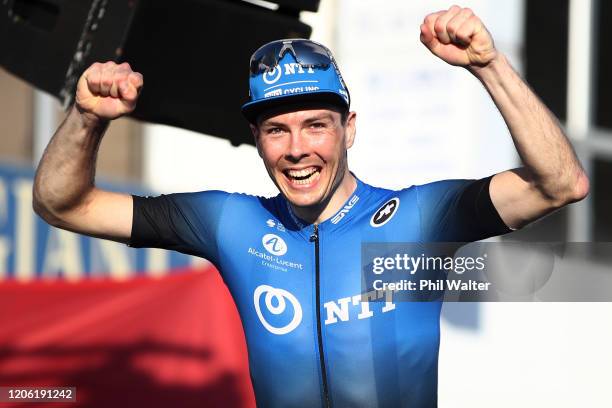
[[290, 170, 357, 225]]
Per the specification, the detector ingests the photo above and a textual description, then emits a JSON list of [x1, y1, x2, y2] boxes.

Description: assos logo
[[254, 285, 303, 335], [262, 233, 287, 256], [370, 197, 400, 227]]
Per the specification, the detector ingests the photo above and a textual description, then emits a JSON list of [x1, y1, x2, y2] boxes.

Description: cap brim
[[241, 91, 349, 123]]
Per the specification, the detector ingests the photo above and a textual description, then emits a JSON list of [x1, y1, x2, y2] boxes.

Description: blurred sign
[[0, 162, 194, 281], [0, 266, 255, 407], [336, 0, 520, 188]]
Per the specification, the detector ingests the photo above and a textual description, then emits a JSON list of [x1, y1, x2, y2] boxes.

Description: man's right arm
[[33, 61, 143, 243]]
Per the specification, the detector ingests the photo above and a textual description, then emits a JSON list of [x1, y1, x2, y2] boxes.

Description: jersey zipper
[[310, 224, 331, 408]]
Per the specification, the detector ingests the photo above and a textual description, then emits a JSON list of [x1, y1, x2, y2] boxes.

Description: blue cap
[[241, 49, 350, 122]]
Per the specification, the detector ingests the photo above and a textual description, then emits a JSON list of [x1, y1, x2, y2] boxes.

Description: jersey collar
[[282, 174, 368, 233]]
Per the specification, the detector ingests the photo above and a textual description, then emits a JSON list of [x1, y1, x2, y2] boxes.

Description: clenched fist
[[420, 5, 497, 68], [75, 61, 143, 121]]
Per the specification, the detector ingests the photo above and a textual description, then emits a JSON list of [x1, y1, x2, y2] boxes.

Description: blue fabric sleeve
[[415, 176, 511, 242], [128, 190, 230, 264]]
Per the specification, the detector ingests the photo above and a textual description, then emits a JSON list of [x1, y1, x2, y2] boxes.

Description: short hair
[[339, 108, 349, 125]]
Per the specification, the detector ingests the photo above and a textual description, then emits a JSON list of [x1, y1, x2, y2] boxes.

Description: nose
[[285, 130, 309, 162]]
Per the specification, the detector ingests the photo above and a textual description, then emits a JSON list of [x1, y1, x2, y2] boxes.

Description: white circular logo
[[263, 66, 282, 84], [262, 233, 287, 256], [254, 285, 303, 335]]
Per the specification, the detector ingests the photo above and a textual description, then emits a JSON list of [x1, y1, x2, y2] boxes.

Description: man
[[34, 6, 588, 408]]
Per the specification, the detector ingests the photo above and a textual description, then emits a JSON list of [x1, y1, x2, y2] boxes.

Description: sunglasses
[[249, 39, 335, 75]]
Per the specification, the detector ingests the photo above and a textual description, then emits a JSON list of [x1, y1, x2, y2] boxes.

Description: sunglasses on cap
[[249, 39, 336, 75], [242, 38, 351, 121]]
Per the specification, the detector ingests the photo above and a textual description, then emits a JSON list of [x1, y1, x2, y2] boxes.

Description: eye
[[309, 122, 326, 129], [265, 127, 283, 135]]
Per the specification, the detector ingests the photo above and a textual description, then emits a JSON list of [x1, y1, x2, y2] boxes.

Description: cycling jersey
[[130, 176, 509, 408]]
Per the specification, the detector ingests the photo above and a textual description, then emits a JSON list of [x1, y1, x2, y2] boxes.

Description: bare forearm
[[33, 105, 109, 221], [32, 61, 140, 241], [420, 7, 588, 229], [471, 54, 588, 203]]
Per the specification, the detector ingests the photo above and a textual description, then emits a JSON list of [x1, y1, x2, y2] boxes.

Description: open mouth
[[284, 166, 321, 185]]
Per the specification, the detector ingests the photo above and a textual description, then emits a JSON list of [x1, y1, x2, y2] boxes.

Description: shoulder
[[352, 180, 419, 213], [410, 179, 477, 205], [358, 179, 475, 222], [413, 179, 474, 194], [225, 191, 280, 211], [153, 190, 269, 207], [362, 181, 419, 206], [185, 191, 285, 222], [134, 190, 276, 220], [165, 190, 231, 204], [358, 178, 473, 204], [356, 181, 420, 222]]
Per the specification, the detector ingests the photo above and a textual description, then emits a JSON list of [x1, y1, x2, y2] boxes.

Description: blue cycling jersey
[[130, 176, 509, 407]]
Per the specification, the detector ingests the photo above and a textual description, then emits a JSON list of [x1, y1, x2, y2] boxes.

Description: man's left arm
[[421, 6, 589, 230]]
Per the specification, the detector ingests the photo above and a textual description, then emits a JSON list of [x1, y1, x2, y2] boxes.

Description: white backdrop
[[334, 0, 518, 187]]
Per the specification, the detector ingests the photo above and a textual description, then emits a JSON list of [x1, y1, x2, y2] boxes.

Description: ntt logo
[[254, 285, 303, 335], [263, 66, 282, 84]]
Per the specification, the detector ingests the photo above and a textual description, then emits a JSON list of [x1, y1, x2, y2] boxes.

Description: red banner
[[0, 267, 255, 407]]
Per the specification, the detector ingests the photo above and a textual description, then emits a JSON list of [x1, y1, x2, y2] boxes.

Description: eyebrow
[[302, 113, 335, 124], [261, 113, 335, 127], [260, 120, 287, 128]]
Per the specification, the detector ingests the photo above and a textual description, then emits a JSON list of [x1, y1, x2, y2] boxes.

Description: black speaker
[[0, 0, 137, 102], [595, 0, 611, 129], [121, 0, 312, 146], [267, 0, 320, 13], [0, 0, 313, 146]]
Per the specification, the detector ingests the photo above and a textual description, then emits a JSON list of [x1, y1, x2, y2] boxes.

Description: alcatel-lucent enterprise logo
[[247, 234, 303, 272], [262, 233, 287, 256]]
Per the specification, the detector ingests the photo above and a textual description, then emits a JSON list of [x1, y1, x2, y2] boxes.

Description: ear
[[250, 123, 263, 158], [344, 111, 357, 149]]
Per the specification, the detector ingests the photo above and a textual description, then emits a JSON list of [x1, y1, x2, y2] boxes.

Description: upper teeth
[[288, 168, 317, 178]]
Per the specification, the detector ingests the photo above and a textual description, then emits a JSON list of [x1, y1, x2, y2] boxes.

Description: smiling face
[[251, 103, 357, 224]]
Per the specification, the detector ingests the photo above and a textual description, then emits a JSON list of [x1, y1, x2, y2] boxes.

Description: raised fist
[[420, 5, 497, 68], [75, 61, 143, 121]]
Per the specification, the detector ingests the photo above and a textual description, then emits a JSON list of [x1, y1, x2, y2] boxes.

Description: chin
[[285, 193, 321, 209]]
